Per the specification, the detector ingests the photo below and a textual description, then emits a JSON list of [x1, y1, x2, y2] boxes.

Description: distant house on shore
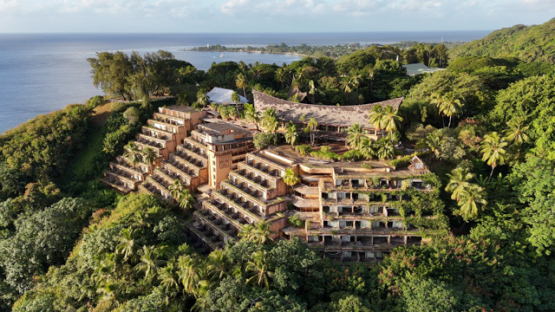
[[206, 87, 248, 106], [403, 63, 445, 76]]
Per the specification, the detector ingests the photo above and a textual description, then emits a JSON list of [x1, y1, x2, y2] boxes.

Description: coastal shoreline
[[182, 49, 307, 57]]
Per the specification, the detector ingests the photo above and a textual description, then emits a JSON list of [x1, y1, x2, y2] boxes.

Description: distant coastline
[[189, 49, 308, 57], [0, 31, 489, 133], [185, 41, 467, 58]]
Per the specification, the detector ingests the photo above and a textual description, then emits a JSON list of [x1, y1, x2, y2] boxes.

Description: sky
[[0, 0, 554, 33]]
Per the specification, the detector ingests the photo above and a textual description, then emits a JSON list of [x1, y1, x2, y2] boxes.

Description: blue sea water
[[0, 31, 489, 133]]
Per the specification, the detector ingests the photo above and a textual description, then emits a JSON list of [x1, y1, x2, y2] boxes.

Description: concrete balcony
[[166, 157, 199, 178], [180, 140, 208, 159], [141, 127, 173, 142], [212, 190, 264, 222], [172, 152, 205, 170], [101, 174, 134, 194], [194, 210, 238, 243], [175, 148, 207, 168]]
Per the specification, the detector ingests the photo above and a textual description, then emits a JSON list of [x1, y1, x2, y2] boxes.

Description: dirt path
[[91, 103, 113, 126]]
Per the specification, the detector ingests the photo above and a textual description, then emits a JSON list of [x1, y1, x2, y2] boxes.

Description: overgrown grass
[[68, 126, 105, 180]]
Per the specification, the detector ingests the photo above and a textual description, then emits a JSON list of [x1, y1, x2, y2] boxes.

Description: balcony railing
[[172, 152, 205, 169], [166, 159, 199, 178], [213, 190, 263, 221]]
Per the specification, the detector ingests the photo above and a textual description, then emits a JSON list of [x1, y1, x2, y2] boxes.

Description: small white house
[[206, 87, 248, 105]]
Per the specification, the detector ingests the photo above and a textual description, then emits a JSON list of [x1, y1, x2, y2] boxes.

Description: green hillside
[[450, 18, 555, 63]]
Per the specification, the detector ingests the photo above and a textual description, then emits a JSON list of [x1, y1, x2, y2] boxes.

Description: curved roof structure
[[252, 90, 403, 130], [207, 87, 248, 105]]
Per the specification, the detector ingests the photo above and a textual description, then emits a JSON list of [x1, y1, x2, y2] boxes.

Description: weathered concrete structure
[[252, 90, 404, 140]]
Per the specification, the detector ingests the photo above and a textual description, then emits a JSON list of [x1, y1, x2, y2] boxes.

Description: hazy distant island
[[187, 41, 466, 59]]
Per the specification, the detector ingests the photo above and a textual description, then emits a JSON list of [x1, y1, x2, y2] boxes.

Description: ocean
[[0, 31, 489, 133]]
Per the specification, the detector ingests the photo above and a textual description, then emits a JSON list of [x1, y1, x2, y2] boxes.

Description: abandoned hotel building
[[102, 92, 446, 263]]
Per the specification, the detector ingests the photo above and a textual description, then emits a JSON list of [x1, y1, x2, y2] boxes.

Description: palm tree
[[261, 109, 279, 145], [480, 132, 508, 180], [376, 139, 394, 160], [243, 103, 258, 123], [124, 142, 143, 168], [135, 245, 165, 279], [239, 222, 274, 245], [368, 105, 385, 138], [308, 80, 316, 103], [275, 68, 286, 90], [195, 90, 209, 108], [359, 137, 375, 160], [505, 117, 530, 145], [458, 184, 487, 220], [236, 73, 248, 99], [283, 168, 300, 193], [252, 221, 274, 245], [425, 132, 442, 159], [306, 117, 318, 146], [103, 139, 118, 156], [159, 262, 180, 293], [178, 255, 200, 295], [115, 228, 138, 264], [346, 123, 365, 149], [350, 71, 362, 96], [261, 108, 279, 133], [142, 147, 157, 173], [231, 91, 241, 117], [445, 167, 475, 201], [367, 67, 375, 97], [381, 105, 403, 141], [430, 93, 445, 127], [439, 92, 463, 128], [342, 79, 352, 93], [246, 251, 273, 288], [238, 224, 254, 241], [178, 189, 196, 214], [284, 121, 299, 147], [207, 249, 230, 281], [169, 179, 185, 201]]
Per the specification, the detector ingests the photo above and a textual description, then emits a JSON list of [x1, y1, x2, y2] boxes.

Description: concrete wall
[[269, 216, 288, 239], [209, 151, 233, 188]]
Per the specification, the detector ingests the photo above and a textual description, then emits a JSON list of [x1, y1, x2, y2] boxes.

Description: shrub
[[123, 107, 141, 125], [295, 145, 312, 157], [111, 102, 128, 113], [310, 150, 339, 161], [288, 214, 304, 227], [361, 163, 373, 169], [388, 155, 412, 169], [340, 150, 364, 162], [253, 133, 274, 150]]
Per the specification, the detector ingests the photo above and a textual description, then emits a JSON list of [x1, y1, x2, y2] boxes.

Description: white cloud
[[333, 0, 384, 13], [51, 0, 196, 17], [0, 0, 553, 33], [394, 0, 442, 12], [518, 0, 555, 10], [221, 0, 328, 15], [0, 0, 19, 11]]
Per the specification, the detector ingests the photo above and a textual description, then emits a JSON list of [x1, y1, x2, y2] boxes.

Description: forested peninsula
[[450, 17, 555, 63], [189, 41, 460, 64], [1, 18, 555, 312]]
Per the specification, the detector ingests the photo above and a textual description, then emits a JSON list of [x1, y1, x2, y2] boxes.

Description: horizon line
[[0, 30, 493, 35]]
